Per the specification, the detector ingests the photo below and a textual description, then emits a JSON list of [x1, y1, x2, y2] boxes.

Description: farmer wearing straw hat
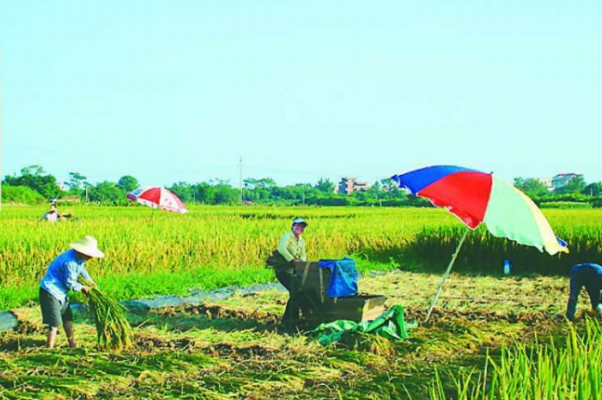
[[566, 263, 602, 322], [266, 217, 310, 329], [39, 236, 104, 348]]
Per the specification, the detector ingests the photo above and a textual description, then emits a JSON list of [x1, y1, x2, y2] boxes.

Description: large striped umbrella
[[391, 165, 568, 321], [126, 187, 188, 214]]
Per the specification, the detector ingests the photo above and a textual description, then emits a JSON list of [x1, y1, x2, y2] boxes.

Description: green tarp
[[310, 305, 416, 346]]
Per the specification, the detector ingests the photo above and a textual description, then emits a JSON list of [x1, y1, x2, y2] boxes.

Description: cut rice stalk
[[79, 277, 133, 351]]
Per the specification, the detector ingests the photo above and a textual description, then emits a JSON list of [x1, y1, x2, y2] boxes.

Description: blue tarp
[[318, 257, 358, 298], [0, 311, 18, 331]]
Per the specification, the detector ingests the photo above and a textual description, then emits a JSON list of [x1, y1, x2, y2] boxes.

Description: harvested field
[[0, 271, 584, 399]]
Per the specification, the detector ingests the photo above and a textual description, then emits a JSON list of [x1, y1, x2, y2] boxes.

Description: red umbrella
[[126, 187, 188, 214], [392, 165, 567, 322]]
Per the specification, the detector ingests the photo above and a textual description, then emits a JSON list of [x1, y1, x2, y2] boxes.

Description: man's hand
[[81, 286, 91, 295]]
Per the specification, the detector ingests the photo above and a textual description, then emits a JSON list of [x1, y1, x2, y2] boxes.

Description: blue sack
[[318, 257, 358, 298]]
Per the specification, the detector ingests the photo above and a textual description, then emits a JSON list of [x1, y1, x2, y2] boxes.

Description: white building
[[551, 173, 582, 191]]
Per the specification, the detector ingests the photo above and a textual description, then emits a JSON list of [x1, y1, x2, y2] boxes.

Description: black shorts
[[39, 288, 73, 328]]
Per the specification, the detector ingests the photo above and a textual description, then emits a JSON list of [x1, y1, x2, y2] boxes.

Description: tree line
[[1, 165, 420, 207], [2, 165, 602, 208], [513, 176, 602, 208]]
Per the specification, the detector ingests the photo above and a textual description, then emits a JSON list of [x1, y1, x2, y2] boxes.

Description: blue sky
[[1, 0, 600, 187]]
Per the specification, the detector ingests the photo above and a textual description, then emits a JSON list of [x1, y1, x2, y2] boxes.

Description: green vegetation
[[1, 206, 600, 399], [427, 319, 602, 400], [0, 186, 46, 205], [1, 206, 601, 310], [4, 164, 602, 207], [539, 201, 592, 209], [3, 165, 63, 200]]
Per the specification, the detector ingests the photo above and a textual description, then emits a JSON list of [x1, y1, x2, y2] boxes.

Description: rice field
[[1, 205, 601, 311], [1, 205, 602, 399]]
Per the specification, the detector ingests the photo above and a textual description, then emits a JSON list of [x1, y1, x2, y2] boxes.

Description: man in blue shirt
[[40, 236, 104, 348], [566, 263, 602, 322]]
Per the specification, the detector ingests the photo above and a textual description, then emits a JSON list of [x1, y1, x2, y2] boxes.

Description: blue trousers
[[566, 264, 602, 321]]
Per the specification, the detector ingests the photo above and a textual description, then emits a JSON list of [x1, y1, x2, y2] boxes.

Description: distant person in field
[[266, 217, 309, 328], [40, 204, 62, 223], [39, 236, 104, 348], [566, 263, 602, 322]]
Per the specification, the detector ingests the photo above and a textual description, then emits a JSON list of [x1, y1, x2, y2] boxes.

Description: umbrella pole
[[425, 228, 470, 323], [148, 208, 156, 224]]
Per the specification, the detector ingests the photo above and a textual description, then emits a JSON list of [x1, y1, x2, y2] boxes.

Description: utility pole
[[238, 157, 243, 205], [83, 182, 89, 204], [376, 176, 382, 207]]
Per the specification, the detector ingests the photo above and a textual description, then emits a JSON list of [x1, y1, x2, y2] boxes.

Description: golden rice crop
[[0, 205, 601, 306], [80, 277, 133, 351]]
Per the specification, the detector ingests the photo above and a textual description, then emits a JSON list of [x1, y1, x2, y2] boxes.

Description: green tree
[[89, 181, 125, 205], [117, 175, 139, 193], [582, 182, 602, 196], [66, 172, 88, 196], [212, 181, 238, 204], [315, 178, 335, 194], [4, 165, 63, 199], [244, 178, 276, 190], [1, 185, 45, 204], [244, 178, 278, 202], [21, 165, 45, 176], [286, 183, 316, 205], [513, 177, 550, 198], [67, 172, 87, 189], [192, 182, 215, 204], [556, 175, 586, 195], [379, 178, 395, 191], [169, 182, 194, 203]]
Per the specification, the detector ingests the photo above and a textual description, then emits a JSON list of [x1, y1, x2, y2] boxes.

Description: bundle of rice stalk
[[338, 331, 395, 357], [79, 278, 133, 351]]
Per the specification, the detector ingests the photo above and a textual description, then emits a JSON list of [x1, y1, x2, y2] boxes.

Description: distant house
[[551, 173, 582, 191], [59, 196, 81, 204], [337, 177, 370, 195]]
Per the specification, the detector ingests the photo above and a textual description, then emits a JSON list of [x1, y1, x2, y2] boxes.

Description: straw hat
[[70, 236, 105, 258]]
